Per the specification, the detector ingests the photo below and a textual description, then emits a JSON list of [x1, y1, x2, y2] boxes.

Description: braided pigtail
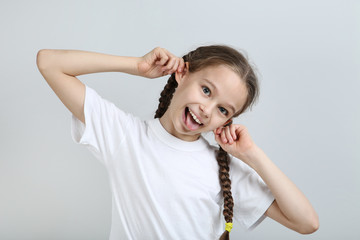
[[154, 73, 178, 118], [216, 147, 234, 240]]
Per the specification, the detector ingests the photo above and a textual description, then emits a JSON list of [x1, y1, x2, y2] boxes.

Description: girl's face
[[159, 64, 248, 142]]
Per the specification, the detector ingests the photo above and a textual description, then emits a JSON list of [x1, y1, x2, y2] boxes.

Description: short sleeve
[[70, 85, 133, 165], [229, 155, 275, 230]]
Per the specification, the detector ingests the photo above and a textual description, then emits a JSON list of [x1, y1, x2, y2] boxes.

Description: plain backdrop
[[1, 0, 359, 239]]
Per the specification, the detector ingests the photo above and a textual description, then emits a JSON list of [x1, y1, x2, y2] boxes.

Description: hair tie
[[223, 119, 233, 127], [225, 222, 233, 232]]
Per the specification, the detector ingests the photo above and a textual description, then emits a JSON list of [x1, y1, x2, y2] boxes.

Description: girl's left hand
[[213, 124, 256, 163]]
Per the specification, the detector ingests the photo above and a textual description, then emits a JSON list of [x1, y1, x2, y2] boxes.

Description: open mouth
[[184, 107, 203, 130]]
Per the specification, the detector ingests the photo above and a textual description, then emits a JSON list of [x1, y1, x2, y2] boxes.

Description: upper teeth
[[189, 109, 202, 124]]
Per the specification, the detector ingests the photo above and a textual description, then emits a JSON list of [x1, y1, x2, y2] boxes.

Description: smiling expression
[[159, 64, 248, 141]]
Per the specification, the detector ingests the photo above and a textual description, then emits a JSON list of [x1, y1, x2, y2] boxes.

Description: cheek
[[209, 117, 224, 128]]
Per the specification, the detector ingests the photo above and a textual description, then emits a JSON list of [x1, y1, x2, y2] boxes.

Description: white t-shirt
[[71, 85, 274, 240]]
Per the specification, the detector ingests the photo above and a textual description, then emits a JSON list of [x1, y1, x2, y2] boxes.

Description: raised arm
[[36, 49, 140, 124], [36, 47, 184, 124], [214, 124, 319, 234], [244, 145, 319, 234]]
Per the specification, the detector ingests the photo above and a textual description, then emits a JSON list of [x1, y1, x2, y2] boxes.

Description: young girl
[[37, 45, 319, 240]]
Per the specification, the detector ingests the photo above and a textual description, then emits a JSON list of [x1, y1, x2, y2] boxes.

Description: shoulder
[[86, 85, 147, 135]]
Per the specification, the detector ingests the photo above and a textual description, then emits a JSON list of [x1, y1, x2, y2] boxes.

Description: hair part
[[154, 44, 260, 240]]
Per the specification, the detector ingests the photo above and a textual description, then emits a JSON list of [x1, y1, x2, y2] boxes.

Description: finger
[[214, 127, 222, 135], [224, 126, 234, 144], [221, 128, 227, 144], [234, 124, 247, 136], [178, 58, 185, 72], [158, 56, 169, 66], [214, 131, 224, 146], [164, 58, 178, 75], [230, 124, 237, 140], [156, 48, 169, 66], [163, 49, 177, 67], [162, 57, 175, 70], [171, 58, 180, 73], [168, 59, 180, 75]]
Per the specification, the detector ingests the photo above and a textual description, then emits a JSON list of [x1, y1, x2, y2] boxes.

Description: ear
[[175, 62, 189, 85]]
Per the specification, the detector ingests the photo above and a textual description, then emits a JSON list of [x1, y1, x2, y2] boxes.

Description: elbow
[[36, 49, 54, 73], [297, 215, 320, 234]]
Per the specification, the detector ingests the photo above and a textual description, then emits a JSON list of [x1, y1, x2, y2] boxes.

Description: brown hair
[[154, 45, 259, 240]]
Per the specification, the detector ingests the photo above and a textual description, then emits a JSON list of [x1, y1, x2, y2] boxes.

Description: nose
[[199, 102, 215, 118], [199, 105, 207, 117]]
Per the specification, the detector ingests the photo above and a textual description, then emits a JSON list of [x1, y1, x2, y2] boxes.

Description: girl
[[36, 45, 319, 240]]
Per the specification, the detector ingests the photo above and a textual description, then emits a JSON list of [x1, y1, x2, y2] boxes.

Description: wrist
[[235, 145, 266, 170], [117, 56, 142, 76]]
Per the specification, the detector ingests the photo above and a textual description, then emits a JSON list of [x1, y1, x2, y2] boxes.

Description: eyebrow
[[203, 78, 236, 114]]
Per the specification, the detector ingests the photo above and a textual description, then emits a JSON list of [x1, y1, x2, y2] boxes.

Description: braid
[[154, 73, 178, 118], [217, 147, 234, 240]]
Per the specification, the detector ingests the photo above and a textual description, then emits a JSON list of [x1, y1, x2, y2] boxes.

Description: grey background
[[0, 0, 359, 239]]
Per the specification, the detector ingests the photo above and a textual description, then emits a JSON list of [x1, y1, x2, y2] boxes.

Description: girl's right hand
[[137, 47, 185, 79]]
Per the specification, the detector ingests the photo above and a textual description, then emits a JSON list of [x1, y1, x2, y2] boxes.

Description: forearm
[[37, 49, 140, 77], [238, 146, 318, 228]]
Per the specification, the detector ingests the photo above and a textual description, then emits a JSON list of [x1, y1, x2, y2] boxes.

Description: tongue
[[185, 110, 201, 130]]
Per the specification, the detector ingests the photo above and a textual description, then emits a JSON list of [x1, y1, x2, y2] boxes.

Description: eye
[[219, 107, 228, 115], [202, 86, 211, 96]]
